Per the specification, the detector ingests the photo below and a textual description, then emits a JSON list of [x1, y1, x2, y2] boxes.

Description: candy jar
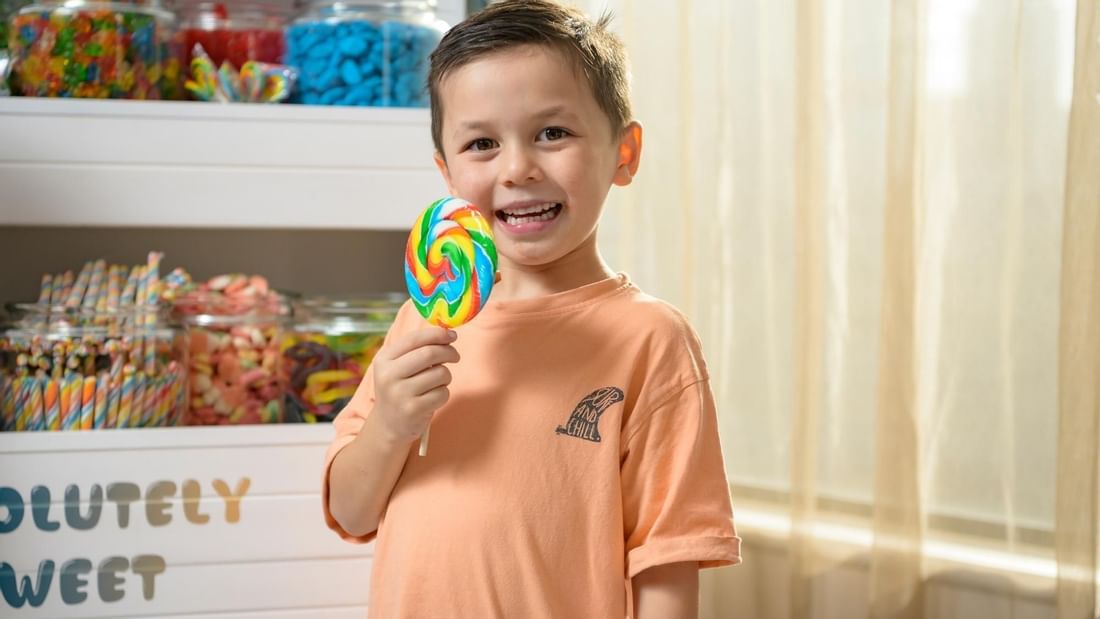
[[172, 275, 289, 426], [178, 1, 287, 71], [8, 0, 184, 99], [2, 0, 31, 92], [283, 294, 403, 423], [0, 303, 189, 431], [284, 0, 446, 107]]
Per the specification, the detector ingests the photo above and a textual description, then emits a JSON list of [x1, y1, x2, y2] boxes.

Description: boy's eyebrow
[[454, 106, 581, 134]]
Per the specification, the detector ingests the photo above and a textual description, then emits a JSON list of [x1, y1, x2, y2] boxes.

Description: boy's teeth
[[503, 202, 556, 216], [505, 209, 557, 226]]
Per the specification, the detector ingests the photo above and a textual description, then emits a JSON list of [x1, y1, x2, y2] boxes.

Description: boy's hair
[[428, 0, 632, 155]]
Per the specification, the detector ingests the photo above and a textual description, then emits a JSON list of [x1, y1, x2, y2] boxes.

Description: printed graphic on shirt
[[555, 387, 625, 443]]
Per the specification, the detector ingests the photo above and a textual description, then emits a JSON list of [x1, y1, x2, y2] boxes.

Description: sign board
[[0, 425, 372, 617]]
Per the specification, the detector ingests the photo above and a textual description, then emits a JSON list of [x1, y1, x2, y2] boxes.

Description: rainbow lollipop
[[404, 197, 497, 456], [404, 197, 497, 328]]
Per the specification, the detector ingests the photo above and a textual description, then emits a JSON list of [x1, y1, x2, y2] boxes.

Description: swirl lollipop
[[404, 197, 497, 456], [404, 197, 498, 328]]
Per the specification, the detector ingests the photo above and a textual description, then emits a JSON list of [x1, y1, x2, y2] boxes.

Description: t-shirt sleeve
[[620, 377, 742, 579], [320, 301, 417, 544]]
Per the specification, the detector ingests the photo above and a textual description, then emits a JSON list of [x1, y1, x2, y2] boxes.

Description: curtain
[[579, 0, 1087, 617]]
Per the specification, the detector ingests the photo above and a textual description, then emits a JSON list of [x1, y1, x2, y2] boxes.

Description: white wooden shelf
[[0, 97, 447, 230]]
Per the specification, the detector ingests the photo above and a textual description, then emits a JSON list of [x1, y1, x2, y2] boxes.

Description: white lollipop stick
[[418, 426, 430, 457]]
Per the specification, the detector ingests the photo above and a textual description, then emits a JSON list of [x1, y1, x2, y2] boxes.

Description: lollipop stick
[[418, 426, 430, 457]]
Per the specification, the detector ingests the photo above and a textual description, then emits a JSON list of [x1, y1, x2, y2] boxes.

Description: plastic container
[[8, 0, 183, 99], [173, 280, 289, 426], [284, 0, 446, 107], [0, 304, 189, 431], [283, 294, 402, 423], [179, 1, 286, 70]]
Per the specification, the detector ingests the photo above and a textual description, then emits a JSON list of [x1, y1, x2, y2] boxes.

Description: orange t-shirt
[[323, 274, 741, 617]]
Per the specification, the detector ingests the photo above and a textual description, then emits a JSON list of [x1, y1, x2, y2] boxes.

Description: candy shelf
[[0, 97, 447, 230]]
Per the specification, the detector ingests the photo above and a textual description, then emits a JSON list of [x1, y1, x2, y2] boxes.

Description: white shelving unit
[[0, 97, 447, 229]]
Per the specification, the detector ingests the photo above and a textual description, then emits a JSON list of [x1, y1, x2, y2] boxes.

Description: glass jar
[[178, 1, 286, 71], [283, 294, 403, 423], [173, 280, 289, 426], [0, 304, 189, 432], [285, 0, 446, 107], [8, 0, 183, 99]]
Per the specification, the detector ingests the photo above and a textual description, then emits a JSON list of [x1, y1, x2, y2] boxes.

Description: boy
[[323, 1, 741, 616]]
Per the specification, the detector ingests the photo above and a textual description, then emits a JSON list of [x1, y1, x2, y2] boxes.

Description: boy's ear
[[433, 152, 458, 196], [612, 121, 643, 187]]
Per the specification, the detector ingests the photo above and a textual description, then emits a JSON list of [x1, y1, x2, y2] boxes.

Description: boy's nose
[[500, 145, 543, 186]]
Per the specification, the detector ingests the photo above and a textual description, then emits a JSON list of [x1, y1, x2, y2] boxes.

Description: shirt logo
[[555, 387, 625, 443]]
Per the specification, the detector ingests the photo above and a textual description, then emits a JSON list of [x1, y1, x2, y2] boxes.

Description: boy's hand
[[370, 327, 460, 445]]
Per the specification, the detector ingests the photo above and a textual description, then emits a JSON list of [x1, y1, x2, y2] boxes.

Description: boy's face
[[434, 45, 641, 272]]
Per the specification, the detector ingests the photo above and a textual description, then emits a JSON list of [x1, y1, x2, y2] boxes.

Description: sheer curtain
[[577, 0, 1094, 617]]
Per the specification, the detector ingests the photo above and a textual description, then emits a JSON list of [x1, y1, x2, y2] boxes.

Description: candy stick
[[106, 377, 121, 429], [37, 274, 53, 305], [93, 372, 109, 429], [134, 372, 148, 427], [117, 366, 135, 429], [25, 374, 44, 431], [84, 259, 107, 310], [67, 373, 84, 431], [57, 270, 75, 306], [80, 374, 96, 431], [1, 375, 15, 431], [13, 377, 29, 432], [66, 261, 93, 308], [144, 252, 162, 375], [44, 376, 60, 431]]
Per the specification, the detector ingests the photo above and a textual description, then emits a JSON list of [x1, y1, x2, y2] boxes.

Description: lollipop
[[404, 197, 497, 328], [404, 197, 497, 455]]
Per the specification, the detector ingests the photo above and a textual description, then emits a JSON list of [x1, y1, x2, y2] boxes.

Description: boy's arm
[[326, 327, 458, 538], [327, 410, 416, 537], [632, 562, 699, 619]]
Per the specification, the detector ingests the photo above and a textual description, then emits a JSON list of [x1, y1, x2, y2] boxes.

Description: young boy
[[323, 1, 740, 616]]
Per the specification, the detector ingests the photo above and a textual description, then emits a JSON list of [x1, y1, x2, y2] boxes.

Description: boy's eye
[[466, 138, 498, 152], [538, 127, 570, 141]]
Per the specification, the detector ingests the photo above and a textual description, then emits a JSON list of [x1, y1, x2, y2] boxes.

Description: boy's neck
[[492, 240, 617, 302]]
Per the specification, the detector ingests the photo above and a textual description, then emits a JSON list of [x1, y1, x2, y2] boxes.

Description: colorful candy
[[284, 17, 443, 107], [8, 3, 183, 99], [0, 253, 190, 433], [185, 43, 295, 103], [405, 197, 498, 328], [173, 274, 288, 426]]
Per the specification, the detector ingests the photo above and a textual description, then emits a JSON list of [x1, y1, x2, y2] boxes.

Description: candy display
[[173, 274, 288, 426], [179, 1, 286, 71], [0, 253, 190, 432], [8, 0, 183, 99], [405, 197, 497, 329], [185, 42, 295, 102], [284, 0, 446, 107], [283, 295, 402, 423]]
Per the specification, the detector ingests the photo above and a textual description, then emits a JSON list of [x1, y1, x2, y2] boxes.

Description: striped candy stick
[[37, 274, 53, 305], [133, 372, 148, 428], [143, 252, 163, 375], [93, 372, 109, 429], [117, 366, 135, 429], [25, 374, 44, 431], [57, 270, 75, 306], [80, 374, 97, 431], [106, 376, 121, 429], [44, 376, 60, 431], [84, 259, 107, 310], [65, 261, 93, 308], [14, 376, 33, 431], [0, 375, 13, 431], [61, 373, 81, 430]]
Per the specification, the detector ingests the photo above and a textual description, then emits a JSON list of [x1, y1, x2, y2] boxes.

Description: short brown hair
[[428, 0, 632, 155]]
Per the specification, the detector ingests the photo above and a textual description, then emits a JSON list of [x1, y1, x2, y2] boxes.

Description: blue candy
[[284, 18, 441, 107]]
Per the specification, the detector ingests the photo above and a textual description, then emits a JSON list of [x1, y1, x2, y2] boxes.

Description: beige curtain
[[580, 0, 1090, 617]]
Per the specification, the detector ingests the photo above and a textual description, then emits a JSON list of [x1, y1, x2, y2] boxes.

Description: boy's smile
[[433, 44, 641, 297]]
